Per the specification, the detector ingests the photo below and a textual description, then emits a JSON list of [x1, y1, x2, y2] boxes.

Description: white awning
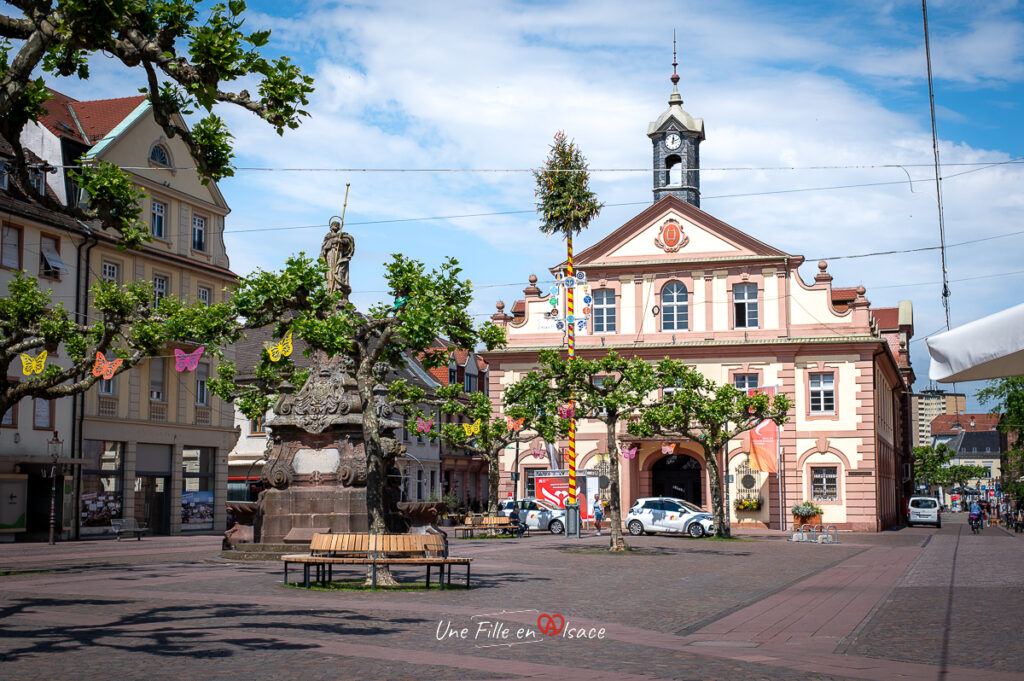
[[40, 242, 67, 271], [927, 302, 1024, 382]]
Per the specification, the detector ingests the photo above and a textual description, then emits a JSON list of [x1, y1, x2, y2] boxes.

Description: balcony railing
[[97, 396, 117, 418], [195, 406, 211, 426], [149, 401, 167, 422]]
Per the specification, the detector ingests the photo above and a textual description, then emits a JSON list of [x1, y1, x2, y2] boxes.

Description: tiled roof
[[38, 89, 147, 146], [512, 300, 525, 314], [427, 366, 449, 385], [882, 332, 903, 365], [872, 307, 900, 330], [831, 287, 858, 302], [233, 327, 312, 380], [931, 413, 1001, 435], [0, 135, 80, 230]]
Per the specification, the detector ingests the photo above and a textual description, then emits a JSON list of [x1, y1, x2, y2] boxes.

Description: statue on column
[[320, 184, 355, 301]]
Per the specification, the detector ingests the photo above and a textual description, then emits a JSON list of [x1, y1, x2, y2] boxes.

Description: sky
[[32, 0, 1024, 410]]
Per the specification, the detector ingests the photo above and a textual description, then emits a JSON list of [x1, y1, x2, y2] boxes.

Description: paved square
[[2, 515, 1022, 681]]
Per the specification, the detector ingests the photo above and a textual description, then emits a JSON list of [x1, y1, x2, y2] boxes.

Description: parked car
[[906, 496, 941, 528], [498, 498, 567, 534], [626, 497, 714, 537]]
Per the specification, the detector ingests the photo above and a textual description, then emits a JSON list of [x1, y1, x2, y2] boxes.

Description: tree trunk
[[606, 419, 627, 551], [486, 452, 500, 515], [705, 444, 729, 538], [356, 358, 398, 586]]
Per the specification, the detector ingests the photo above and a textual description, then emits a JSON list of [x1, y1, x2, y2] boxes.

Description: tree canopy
[[533, 131, 602, 238], [0, 0, 314, 248], [979, 377, 1024, 503]]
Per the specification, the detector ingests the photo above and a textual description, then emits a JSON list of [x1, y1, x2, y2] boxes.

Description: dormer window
[[149, 145, 171, 167], [0, 161, 8, 190], [29, 169, 44, 195]]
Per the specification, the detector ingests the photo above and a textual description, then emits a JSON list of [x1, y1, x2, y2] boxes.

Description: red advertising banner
[[747, 387, 778, 473], [535, 476, 570, 509]]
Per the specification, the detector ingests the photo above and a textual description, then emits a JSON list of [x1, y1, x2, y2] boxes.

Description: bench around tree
[[110, 518, 149, 540], [453, 515, 527, 538], [281, 533, 472, 590]]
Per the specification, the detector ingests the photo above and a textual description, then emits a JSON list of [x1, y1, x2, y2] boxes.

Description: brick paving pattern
[[2, 515, 1022, 681]]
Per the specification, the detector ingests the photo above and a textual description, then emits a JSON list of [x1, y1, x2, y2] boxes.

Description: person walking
[[593, 493, 604, 536]]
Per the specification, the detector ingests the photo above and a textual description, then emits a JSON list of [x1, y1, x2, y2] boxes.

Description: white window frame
[[149, 357, 165, 402], [734, 373, 759, 390], [33, 398, 52, 430], [98, 376, 116, 396], [811, 466, 838, 501], [101, 261, 119, 283], [39, 234, 65, 280], [151, 200, 166, 239], [198, 286, 211, 307], [661, 281, 689, 331], [153, 275, 168, 306], [2, 223, 21, 269], [191, 215, 207, 252], [734, 283, 758, 329], [195, 364, 209, 406], [593, 288, 616, 333], [809, 372, 835, 413]]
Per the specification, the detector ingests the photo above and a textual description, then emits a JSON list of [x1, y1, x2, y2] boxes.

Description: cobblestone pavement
[[1, 519, 1021, 681]]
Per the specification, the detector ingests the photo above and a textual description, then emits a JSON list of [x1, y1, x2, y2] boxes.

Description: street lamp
[[47, 430, 63, 545]]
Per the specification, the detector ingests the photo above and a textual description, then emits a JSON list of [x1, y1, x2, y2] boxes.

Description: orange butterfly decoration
[[93, 352, 123, 380]]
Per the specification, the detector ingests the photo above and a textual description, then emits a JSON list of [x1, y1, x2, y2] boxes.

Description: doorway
[[134, 475, 170, 534], [651, 454, 703, 506]]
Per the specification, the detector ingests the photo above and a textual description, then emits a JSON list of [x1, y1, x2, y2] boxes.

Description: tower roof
[[648, 37, 704, 140]]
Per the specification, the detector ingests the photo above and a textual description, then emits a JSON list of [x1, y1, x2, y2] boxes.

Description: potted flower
[[734, 497, 762, 511], [791, 501, 823, 526], [440, 491, 461, 526]]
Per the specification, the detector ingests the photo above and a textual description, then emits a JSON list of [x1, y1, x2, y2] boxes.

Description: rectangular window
[[29, 169, 43, 195], [811, 466, 838, 501], [0, 162, 8, 190], [198, 286, 211, 307], [734, 283, 758, 328], [593, 288, 616, 333], [479, 372, 487, 395], [80, 440, 124, 531], [2, 379, 16, 426], [151, 201, 166, 239], [464, 372, 473, 393], [448, 366, 456, 386], [39, 235, 65, 280], [33, 398, 53, 430], [149, 358, 165, 402], [101, 261, 119, 283], [809, 372, 835, 413], [195, 363, 209, 406], [402, 416, 410, 441], [191, 215, 206, 252], [2, 224, 21, 269], [734, 373, 759, 390], [153, 275, 167, 306], [98, 377, 115, 396], [249, 415, 265, 434]]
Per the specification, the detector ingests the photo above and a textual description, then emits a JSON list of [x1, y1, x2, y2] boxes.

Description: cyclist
[[969, 500, 983, 532]]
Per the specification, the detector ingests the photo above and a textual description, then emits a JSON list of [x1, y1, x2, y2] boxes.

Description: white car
[[626, 497, 714, 538], [498, 498, 567, 534], [906, 496, 941, 528]]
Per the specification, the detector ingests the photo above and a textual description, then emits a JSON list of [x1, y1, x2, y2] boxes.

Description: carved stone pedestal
[[258, 486, 368, 544]]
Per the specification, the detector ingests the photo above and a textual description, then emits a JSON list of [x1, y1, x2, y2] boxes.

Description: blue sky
[[38, 0, 1024, 409]]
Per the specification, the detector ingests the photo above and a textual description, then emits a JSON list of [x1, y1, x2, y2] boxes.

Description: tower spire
[[669, 30, 682, 105]]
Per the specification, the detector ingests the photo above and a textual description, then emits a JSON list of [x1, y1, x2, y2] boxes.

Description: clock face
[[665, 133, 681, 150]]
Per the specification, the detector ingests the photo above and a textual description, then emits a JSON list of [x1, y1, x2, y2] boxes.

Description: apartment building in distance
[[911, 388, 967, 448]]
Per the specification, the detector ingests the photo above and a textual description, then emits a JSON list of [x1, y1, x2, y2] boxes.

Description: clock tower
[[648, 40, 705, 207]]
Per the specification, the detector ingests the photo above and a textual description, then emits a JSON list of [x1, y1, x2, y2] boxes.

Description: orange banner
[[747, 387, 778, 473]]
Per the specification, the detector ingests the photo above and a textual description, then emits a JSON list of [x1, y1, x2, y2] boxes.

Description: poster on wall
[[80, 490, 122, 533], [181, 491, 214, 529], [535, 475, 569, 509]]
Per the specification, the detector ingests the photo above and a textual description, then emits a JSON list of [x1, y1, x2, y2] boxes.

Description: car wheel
[[687, 522, 705, 538], [549, 519, 564, 535], [627, 520, 644, 536]]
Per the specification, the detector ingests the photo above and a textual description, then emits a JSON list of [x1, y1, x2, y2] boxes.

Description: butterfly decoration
[[264, 331, 294, 362], [392, 296, 409, 310], [415, 416, 434, 434], [20, 351, 47, 376], [173, 346, 205, 372], [92, 352, 123, 380], [462, 419, 481, 436], [661, 443, 675, 455], [576, 319, 587, 330], [557, 403, 574, 419], [530, 443, 546, 459], [506, 416, 524, 432], [621, 445, 638, 460]]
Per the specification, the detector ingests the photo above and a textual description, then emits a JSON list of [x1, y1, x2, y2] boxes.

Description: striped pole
[[566, 234, 576, 507]]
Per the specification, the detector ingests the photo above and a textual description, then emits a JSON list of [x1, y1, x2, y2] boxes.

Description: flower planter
[[792, 514, 822, 527]]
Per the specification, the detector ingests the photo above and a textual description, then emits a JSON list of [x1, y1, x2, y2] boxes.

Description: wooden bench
[[453, 515, 525, 538], [281, 533, 472, 590], [111, 518, 149, 541]]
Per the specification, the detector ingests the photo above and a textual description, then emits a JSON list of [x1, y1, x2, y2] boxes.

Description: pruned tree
[[628, 359, 792, 538], [505, 349, 658, 551], [0, 0, 314, 248], [913, 443, 953, 492], [979, 377, 1024, 505], [1, 271, 236, 422]]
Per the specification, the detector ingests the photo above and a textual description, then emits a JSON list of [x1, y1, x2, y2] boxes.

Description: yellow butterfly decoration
[[462, 419, 481, 436], [264, 331, 294, 362], [20, 350, 47, 376]]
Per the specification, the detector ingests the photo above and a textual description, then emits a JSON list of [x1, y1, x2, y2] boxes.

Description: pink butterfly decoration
[[174, 346, 205, 372], [530, 443, 546, 459], [557, 403, 575, 419], [415, 416, 434, 433], [621, 445, 638, 460], [661, 443, 675, 455]]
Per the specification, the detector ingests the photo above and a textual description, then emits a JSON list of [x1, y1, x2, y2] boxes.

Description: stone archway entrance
[[651, 454, 702, 506]]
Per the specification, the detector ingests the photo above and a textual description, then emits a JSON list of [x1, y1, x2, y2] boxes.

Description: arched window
[[149, 145, 170, 166], [661, 281, 688, 331], [665, 154, 682, 187]]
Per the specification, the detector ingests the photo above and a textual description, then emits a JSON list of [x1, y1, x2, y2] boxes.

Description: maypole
[[566, 233, 577, 514]]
